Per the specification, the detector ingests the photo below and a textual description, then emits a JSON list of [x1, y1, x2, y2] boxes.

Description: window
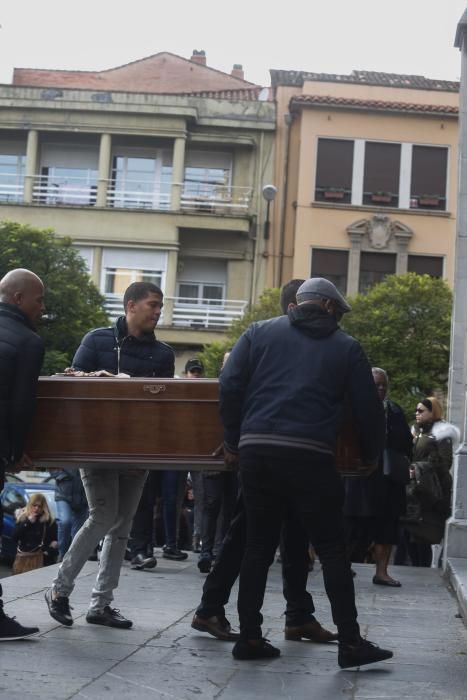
[[315, 139, 353, 204], [39, 166, 97, 206], [0, 154, 25, 202], [178, 282, 224, 306], [359, 252, 396, 293], [183, 150, 232, 203], [408, 255, 443, 277], [362, 142, 400, 207], [410, 146, 448, 211], [101, 249, 167, 298], [311, 249, 349, 293]]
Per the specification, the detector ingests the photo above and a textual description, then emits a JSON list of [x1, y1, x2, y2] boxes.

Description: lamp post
[[262, 184, 277, 240]]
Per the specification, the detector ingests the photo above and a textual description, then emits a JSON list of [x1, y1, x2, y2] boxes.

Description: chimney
[[191, 50, 207, 66], [231, 64, 244, 80]]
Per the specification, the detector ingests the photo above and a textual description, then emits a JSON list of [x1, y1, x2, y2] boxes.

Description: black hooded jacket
[[72, 316, 174, 377], [219, 304, 385, 461], [0, 303, 44, 480]]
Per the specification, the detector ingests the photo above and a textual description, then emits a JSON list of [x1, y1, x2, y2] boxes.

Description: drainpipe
[[250, 131, 265, 305], [277, 112, 294, 287]]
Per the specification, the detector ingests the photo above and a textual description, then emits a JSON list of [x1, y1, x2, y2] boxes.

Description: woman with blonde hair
[[402, 396, 460, 566], [13, 493, 58, 575]]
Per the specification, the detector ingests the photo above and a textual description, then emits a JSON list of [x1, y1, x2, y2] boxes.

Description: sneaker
[[131, 553, 157, 570], [162, 546, 188, 561], [86, 606, 132, 629], [338, 638, 393, 669], [0, 611, 39, 641], [44, 588, 73, 627], [232, 638, 281, 660], [197, 554, 212, 574]]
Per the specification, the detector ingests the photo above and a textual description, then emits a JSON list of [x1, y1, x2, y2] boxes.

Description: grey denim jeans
[[52, 468, 147, 612]]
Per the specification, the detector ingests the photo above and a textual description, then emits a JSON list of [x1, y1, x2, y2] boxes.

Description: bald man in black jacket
[[0, 268, 45, 641]]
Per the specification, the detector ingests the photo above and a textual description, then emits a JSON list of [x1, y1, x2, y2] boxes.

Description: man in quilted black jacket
[[45, 281, 175, 631], [0, 268, 45, 641]]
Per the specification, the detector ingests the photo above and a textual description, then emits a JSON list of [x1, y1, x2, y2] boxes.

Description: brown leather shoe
[[191, 614, 240, 641], [285, 618, 338, 643]]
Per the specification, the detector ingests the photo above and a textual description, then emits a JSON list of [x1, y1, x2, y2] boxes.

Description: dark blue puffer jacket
[[72, 316, 174, 378], [219, 304, 385, 462]]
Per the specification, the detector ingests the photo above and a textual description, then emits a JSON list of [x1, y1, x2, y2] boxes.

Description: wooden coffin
[[26, 377, 365, 473], [27, 377, 225, 471]]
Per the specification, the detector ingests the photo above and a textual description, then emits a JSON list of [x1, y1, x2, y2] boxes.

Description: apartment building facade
[[269, 70, 459, 295], [0, 51, 275, 371]]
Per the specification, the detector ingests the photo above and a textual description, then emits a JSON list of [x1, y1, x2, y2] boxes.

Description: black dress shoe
[[232, 638, 281, 660], [131, 553, 157, 570], [162, 546, 188, 561], [373, 575, 401, 587], [197, 555, 212, 573], [86, 606, 132, 629], [338, 638, 393, 669], [0, 611, 39, 641], [191, 614, 240, 641]]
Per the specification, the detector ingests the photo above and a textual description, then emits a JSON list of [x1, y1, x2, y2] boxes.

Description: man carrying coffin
[[45, 281, 174, 629], [220, 277, 393, 669]]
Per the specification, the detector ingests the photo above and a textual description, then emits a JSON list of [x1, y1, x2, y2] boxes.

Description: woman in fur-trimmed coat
[[404, 397, 460, 553]]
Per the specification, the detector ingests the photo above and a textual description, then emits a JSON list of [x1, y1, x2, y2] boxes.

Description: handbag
[[383, 448, 410, 485], [12, 522, 46, 575]]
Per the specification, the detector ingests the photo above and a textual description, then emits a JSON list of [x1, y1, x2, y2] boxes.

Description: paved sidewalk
[[0, 554, 466, 699]]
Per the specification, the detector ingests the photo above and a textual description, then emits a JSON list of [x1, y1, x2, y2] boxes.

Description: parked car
[[1, 481, 56, 563]]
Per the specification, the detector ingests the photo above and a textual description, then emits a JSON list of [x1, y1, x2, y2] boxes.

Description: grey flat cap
[[296, 277, 352, 313]]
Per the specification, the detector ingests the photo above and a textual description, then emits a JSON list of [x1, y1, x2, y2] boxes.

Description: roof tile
[[271, 69, 459, 92], [289, 94, 458, 115]]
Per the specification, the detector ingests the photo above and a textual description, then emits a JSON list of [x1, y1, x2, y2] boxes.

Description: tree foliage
[[0, 221, 109, 374], [342, 273, 452, 417], [198, 287, 281, 376]]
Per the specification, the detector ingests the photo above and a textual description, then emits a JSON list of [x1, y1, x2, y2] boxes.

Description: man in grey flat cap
[[220, 277, 392, 669]]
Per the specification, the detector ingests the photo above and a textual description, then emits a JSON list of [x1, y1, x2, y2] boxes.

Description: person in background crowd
[[45, 281, 174, 629], [0, 268, 45, 641], [54, 469, 88, 560], [192, 280, 336, 646], [13, 493, 58, 574], [219, 277, 392, 669], [185, 358, 205, 553], [344, 368, 412, 586], [398, 397, 459, 567]]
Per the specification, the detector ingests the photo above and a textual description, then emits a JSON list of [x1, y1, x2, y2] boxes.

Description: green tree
[[0, 220, 109, 373], [198, 287, 281, 376], [342, 273, 452, 417]]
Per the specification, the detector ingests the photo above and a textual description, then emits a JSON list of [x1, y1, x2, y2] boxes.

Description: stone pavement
[[1, 554, 466, 700]]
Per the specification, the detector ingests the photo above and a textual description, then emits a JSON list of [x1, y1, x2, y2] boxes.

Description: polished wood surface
[[27, 377, 365, 473]]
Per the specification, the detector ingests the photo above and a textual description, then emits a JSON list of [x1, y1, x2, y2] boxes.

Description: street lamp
[[262, 184, 277, 240]]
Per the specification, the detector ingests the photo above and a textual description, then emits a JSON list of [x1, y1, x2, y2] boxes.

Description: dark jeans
[[130, 472, 160, 557], [200, 472, 238, 558], [197, 492, 315, 626], [162, 470, 185, 549], [238, 446, 359, 642]]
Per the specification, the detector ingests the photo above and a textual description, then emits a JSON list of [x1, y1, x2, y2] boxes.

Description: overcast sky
[[0, 0, 466, 86]]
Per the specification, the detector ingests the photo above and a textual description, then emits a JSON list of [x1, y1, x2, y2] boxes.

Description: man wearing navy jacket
[[45, 281, 174, 630], [220, 277, 392, 669]]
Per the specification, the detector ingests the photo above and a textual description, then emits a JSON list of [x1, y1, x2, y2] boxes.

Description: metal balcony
[[104, 295, 247, 329]]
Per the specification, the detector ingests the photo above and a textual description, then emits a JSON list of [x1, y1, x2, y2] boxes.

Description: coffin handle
[[143, 384, 166, 395]]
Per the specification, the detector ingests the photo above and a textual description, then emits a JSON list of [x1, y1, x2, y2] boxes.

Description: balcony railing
[[106, 180, 171, 210], [179, 182, 252, 213], [33, 174, 97, 206], [104, 294, 248, 329], [0, 173, 24, 203]]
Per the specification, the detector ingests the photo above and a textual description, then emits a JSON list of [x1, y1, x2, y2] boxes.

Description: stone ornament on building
[[346, 215, 413, 251]]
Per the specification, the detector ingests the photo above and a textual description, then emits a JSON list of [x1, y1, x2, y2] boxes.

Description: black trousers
[[129, 472, 160, 557], [197, 491, 315, 626], [238, 446, 359, 642], [200, 472, 238, 558]]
